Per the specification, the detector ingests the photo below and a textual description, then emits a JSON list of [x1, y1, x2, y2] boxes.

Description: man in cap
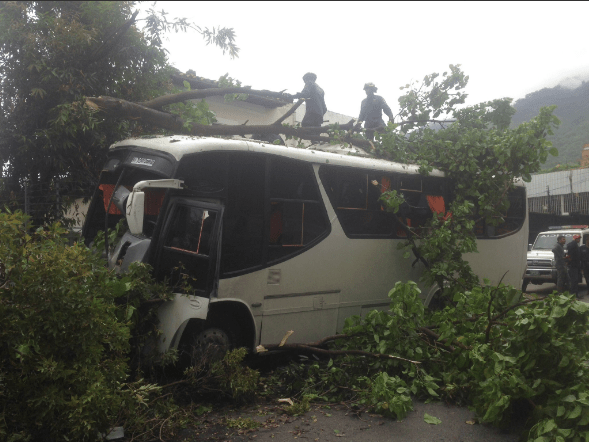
[[288, 72, 327, 127], [356, 83, 394, 139], [566, 234, 583, 298]]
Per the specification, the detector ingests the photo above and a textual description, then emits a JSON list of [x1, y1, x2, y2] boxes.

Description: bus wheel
[[190, 325, 234, 363], [428, 290, 450, 311]]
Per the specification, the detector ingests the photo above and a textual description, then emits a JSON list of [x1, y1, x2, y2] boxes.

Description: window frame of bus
[[154, 199, 223, 295], [473, 186, 526, 239], [318, 165, 448, 239], [175, 151, 331, 279], [265, 156, 331, 265]]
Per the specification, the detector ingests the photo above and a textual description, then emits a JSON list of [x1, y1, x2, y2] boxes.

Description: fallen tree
[[261, 280, 589, 441], [85, 87, 374, 149]]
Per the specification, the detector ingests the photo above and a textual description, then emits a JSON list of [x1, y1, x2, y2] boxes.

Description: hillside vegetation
[[511, 81, 589, 168]]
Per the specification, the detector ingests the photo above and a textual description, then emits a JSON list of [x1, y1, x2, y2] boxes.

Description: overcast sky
[[146, 1, 589, 119]]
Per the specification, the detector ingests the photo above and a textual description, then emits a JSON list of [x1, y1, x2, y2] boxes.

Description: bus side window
[[320, 167, 400, 237], [221, 154, 266, 275], [476, 187, 526, 238], [267, 158, 329, 263]]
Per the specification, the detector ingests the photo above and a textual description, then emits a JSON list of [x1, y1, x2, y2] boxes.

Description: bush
[[0, 211, 133, 441]]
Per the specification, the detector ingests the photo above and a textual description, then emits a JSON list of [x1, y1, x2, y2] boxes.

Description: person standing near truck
[[552, 235, 570, 293], [580, 237, 589, 289], [566, 234, 582, 298]]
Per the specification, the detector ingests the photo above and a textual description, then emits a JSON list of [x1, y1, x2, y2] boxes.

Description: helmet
[[303, 72, 317, 82], [363, 82, 377, 91]]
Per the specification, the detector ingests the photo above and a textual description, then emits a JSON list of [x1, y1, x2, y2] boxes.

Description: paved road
[[525, 281, 589, 302], [180, 400, 522, 442]]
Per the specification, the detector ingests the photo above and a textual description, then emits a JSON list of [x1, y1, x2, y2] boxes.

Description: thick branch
[[399, 119, 456, 125], [417, 326, 471, 351], [85, 96, 373, 149], [261, 343, 420, 364], [139, 87, 291, 109], [273, 99, 304, 125]]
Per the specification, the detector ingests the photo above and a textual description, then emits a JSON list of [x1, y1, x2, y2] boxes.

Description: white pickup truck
[[523, 225, 589, 291]]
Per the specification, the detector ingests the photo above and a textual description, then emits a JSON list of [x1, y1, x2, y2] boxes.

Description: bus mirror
[[124, 179, 183, 236], [126, 191, 145, 235], [112, 186, 130, 214], [528, 244, 532, 251]]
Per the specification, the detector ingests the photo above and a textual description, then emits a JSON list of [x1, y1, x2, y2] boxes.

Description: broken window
[[159, 205, 218, 293]]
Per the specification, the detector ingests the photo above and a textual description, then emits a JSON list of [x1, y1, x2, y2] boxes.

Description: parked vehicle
[[82, 136, 528, 355], [522, 225, 589, 291]]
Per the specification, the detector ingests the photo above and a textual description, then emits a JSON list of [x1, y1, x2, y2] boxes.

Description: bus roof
[[110, 135, 445, 177]]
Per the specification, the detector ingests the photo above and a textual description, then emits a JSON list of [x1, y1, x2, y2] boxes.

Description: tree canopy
[[0, 1, 237, 223]]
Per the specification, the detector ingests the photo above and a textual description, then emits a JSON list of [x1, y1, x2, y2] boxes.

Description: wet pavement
[[525, 281, 589, 302], [177, 400, 522, 442]]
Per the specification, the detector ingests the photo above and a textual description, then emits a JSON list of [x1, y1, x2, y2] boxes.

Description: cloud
[[558, 75, 587, 89]]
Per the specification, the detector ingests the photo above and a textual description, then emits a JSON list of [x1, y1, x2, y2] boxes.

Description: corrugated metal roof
[[525, 169, 589, 198]]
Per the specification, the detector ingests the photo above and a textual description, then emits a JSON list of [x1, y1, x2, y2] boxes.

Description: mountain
[[511, 81, 589, 168]]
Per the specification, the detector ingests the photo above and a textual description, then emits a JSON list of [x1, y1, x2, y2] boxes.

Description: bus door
[[155, 199, 224, 299]]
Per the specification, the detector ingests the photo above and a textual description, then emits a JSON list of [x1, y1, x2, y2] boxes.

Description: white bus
[[82, 136, 528, 355]]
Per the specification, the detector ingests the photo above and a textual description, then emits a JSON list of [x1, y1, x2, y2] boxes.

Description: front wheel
[[195, 327, 232, 360], [182, 321, 238, 365]]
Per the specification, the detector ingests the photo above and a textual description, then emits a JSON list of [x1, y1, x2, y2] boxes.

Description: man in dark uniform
[[567, 234, 582, 298], [289, 72, 327, 127], [580, 237, 589, 295], [356, 83, 394, 140], [553, 235, 570, 293]]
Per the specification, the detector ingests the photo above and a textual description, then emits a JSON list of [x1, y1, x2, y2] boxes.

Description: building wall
[[528, 192, 589, 216], [525, 168, 589, 215], [205, 96, 295, 126], [203, 96, 355, 148]]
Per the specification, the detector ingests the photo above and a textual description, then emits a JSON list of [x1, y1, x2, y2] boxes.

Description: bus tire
[[183, 319, 238, 364], [427, 290, 447, 311], [195, 326, 232, 360]]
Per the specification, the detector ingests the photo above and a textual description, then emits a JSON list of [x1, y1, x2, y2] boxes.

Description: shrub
[[0, 211, 132, 441]]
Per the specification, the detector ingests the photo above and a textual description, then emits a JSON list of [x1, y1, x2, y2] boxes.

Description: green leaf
[[126, 305, 136, 321], [568, 405, 582, 419], [424, 413, 442, 425], [540, 419, 557, 435]]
